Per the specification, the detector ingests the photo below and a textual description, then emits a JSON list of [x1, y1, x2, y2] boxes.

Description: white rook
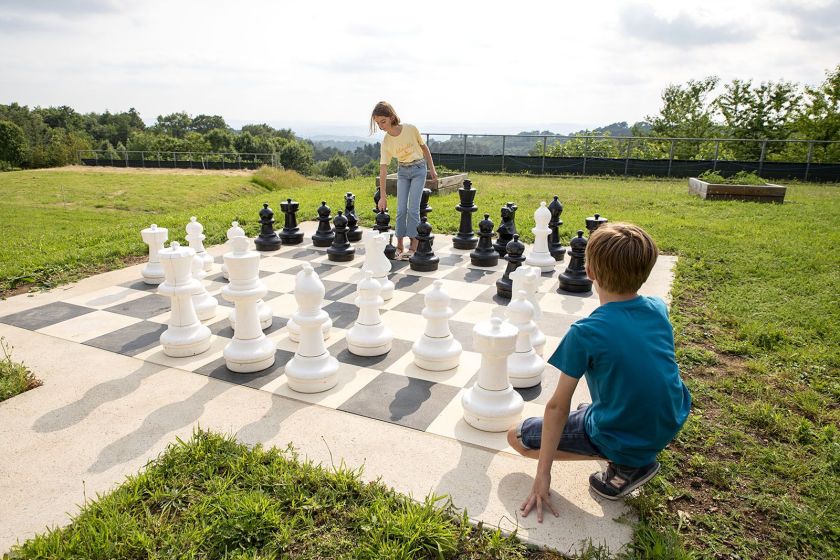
[[506, 290, 545, 388], [361, 230, 394, 301], [284, 263, 339, 393], [525, 201, 556, 273], [158, 241, 211, 357], [346, 271, 393, 356], [412, 280, 462, 371], [461, 315, 523, 432], [186, 216, 214, 272], [141, 224, 168, 285], [221, 236, 276, 372]]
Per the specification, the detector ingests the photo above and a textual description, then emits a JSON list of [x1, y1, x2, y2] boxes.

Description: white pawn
[[191, 249, 218, 321], [287, 264, 333, 341], [506, 290, 545, 388], [141, 224, 168, 284], [221, 221, 245, 280], [284, 263, 339, 393], [510, 265, 545, 356], [412, 280, 462, 371], [461, 314, 523, 432], [222, 236, 276, 372], [158, 241, 212, 357], [361, 230, 394, 301], [347, 271, 393, 356], [186, 216, 213, 272], [525, 201, 556, 273]]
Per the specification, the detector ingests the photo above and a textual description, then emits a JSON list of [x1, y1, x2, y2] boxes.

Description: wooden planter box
[[688, 177, 786, 203], [376, 172, 468, 196]]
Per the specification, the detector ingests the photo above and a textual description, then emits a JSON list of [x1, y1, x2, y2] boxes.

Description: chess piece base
[[255, 238, 282, 251], [285, 353, 339, 393], [412, 335, 462, 371], [470, 254, 499, 267], [327, 249, 355, 262], [461, 384, 524, 433], [141, 268, 165, 285], [557, 273, 592, 293], [495, 279, 513, 299], [453, 236, 479, 250], [224, 336, 276, 373], [312, 236, 334, 248], [347, 230, 362, 242], [193, 293, 218, 322], [550, 247, 566, 262], [347, 324, 393, 356], [161, 324, 212, 357], [409, 257, 439, 272], [279, 232, 304, 245], [509, 351, 545, 388], [525, 253, 556, 274]]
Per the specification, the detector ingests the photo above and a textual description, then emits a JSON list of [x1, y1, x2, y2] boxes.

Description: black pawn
[[496, 234, 526, 299], [470, 213, 499, 267], [327, 211, 355, 262], [453, 180, 478, 250], [312, 201, 335, 247], [493, 204, 515, 257], [585, 213, 608, 235], [548, 195, 566, 261], [419, 188, 433, 220], [374, 209, 397, 260], [255, 203, 282, 251], [409, 216, 439, 272], [345, 192, 361, 242], [279, 198, 304, 245], [557, 230, 592, 293]]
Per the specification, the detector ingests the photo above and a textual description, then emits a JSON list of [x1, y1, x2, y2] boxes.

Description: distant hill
[[306, 135, 375, 152]]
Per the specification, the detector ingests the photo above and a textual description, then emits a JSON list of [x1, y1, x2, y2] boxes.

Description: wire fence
[[78, 150, 279, 170]]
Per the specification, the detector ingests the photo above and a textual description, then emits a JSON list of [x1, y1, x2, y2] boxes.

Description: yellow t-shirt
[[380, 124, 425, 165]]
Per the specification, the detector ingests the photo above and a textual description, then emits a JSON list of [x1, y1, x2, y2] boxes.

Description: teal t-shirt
[[548, 295, 691, 467]]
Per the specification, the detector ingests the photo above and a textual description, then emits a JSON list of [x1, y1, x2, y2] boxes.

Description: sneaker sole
[[590, 462, 661, 501]]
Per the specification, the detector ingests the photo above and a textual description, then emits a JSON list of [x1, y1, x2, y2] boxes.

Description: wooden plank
[[688, 178, 786, 203]]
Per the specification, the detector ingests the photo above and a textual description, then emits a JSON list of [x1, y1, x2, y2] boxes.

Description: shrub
[[0, 120, 28, 167], [322, 154, 351, 178]]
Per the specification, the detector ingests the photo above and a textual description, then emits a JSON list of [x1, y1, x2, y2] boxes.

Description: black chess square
[[118, 279, 160, 292], [327, 337, 413, 370], [322, 301, 361, 329], [390, 274, 434, 293], [390, 294, 469, 315], [209, 316, 288, 338], [322, 280, 357, 302], [83, 321, 167, 356], [0, 302, 95, 331], [103, 293, 171, 319], [443, 267, 499, 285], [193, 349, 295, 389]]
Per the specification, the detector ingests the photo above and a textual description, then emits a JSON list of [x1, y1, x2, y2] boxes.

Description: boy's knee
[[507, 427, 526, 454]]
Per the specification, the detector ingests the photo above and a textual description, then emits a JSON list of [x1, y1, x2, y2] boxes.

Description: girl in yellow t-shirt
[[371, 101, 438, 260]]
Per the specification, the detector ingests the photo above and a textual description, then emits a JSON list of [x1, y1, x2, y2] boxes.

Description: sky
[[1, 0, 838, 139]]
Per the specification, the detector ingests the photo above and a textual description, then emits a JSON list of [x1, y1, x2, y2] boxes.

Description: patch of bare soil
[[43, 165, 255, 177]]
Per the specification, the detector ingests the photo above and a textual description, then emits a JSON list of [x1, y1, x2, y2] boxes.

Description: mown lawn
[[1, 167, 838, 558]]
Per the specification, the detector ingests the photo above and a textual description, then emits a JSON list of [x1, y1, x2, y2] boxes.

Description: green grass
[[1, 168, 838, 558], [0, 337, 41, 402]]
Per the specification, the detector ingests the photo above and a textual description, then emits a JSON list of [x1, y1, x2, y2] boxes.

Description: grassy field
[[1, 167, 838, 558]]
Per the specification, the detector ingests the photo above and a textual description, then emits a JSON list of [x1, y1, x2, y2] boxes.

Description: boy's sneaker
[[589, 461, 660, 500]]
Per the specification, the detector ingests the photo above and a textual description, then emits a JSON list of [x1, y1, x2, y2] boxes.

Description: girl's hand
[[377, 195, 387, 212], [430, 169, 438, 181]]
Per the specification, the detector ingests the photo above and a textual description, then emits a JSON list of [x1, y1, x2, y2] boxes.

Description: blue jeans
[[395, 160, 427, 239], [515, 405, 605, 458]]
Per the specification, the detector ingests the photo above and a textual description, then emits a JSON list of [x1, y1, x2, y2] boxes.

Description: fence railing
[[77, 150, 279, 170], [425, 134, 840, 182]]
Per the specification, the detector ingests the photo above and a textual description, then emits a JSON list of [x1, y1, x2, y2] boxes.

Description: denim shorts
[[515, 405, 605, 458]]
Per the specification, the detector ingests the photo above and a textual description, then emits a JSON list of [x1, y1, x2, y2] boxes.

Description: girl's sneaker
[[589, 461, 660, 500]]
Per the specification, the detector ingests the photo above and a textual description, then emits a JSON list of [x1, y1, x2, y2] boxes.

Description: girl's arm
[[378, 164, 388, 211], [421, 144, 437, 180]]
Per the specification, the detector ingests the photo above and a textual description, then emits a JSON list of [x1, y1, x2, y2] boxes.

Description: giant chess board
[[0, 222, 676, 454]]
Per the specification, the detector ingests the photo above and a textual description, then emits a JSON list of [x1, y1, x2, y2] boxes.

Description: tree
[[0, 120, 28, 166], [279, 141, 314, 174], [152, 112, 193, 138], [322, 154, 351, 178], [647, 76, 722, 158], [190, 114, 228, 134], [205, 128, 235, 152], [792, 65, 840, 162]]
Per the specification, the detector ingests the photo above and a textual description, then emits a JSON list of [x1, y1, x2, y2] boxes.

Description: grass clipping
[[0, 337, 41, 402], [9, 429, 531, 559]]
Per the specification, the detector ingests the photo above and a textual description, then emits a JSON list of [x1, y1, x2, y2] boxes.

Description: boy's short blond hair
[[586, 223, 658, 294]]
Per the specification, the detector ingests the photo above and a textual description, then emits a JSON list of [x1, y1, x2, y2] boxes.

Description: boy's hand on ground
[[520, 473, 559, 522]]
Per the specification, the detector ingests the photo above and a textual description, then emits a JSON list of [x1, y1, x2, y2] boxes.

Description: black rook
[[279, 198, 304, 245], [453, 180, 478, 250]]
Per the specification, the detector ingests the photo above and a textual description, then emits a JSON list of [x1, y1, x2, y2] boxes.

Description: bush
[[698, 169, 766, 185], [322, 154, 351, 178], [0, 120, 28, 167], [279, 141, 314, 174]]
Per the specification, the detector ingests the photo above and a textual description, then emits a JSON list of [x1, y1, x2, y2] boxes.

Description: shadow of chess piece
[[312, 200, 335, 247], [548, 195, 566, 261], [496, 234, 525, 299], [494, 205, 515, 257], [420, 188, 433, 220], [254, 203, 282, 251], [327, 211, 355, 262], [279, 198, 304, 245], [585, 213, 608, 235], [470, 213, 499, 267], [557, 230, 592, 293], [345, 192, 362, 242], [409, 216, 439, 272], [453, 179, 478, 250]]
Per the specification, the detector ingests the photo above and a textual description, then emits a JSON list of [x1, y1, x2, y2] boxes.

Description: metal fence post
[[173, 152, 177, 168], [463, 135, 467, 172], [758, 140, 767, 176], [583, 137, 590, 175], [141, 152, 145, 168], [667, 140, 675, 177], [713, 140, 720, 171], [624, 139, 631, 177], [125, 150, 128, 167], [501, 135, 506, 173], [541, 136, 547, 175], [804, 141, 813, 181]]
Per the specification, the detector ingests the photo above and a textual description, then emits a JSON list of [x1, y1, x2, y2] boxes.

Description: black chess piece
[[409, 216, 439, 272], [419, 188, 433, 220], [312, 200, 335, 247], [506, 202, 519, 237], [254, 203, 282, 251], [496, 234, 526, 299], [470, 213, 499, 267], [453, 180, 478, 250], [548, 195, 566, 261], [374, 209, 396, 260], [585, 213, 608, 235], [493, 205, 515, 257], [344, 192, 361, 242], [327, 211, 355, 262], [557, 230, 592, 293], [279, 198, 304, 245]]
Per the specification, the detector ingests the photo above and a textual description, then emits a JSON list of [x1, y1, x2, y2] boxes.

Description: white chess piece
[[346, 271, 393, 356], [412, 280, 462, 371], [221, 236, 276, 372], [525, 202, 556, 273], [461, 313, 523, 432], [157, 241, 212, 357], [361, 230, 394, 301], [141, 224, 168, 284], [221, 221, 245, 280], [229, 295, 273, 330], [191, 249, 218, 321], [287, 265, 332, 342], [510, 265, 545, 356], [186, 216, 214, 272], [506, 290, 545, 388], [284, 263, 339, 393]]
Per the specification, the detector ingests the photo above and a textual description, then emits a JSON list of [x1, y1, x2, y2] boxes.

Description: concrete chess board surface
[[0, 220, 676, 555]]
